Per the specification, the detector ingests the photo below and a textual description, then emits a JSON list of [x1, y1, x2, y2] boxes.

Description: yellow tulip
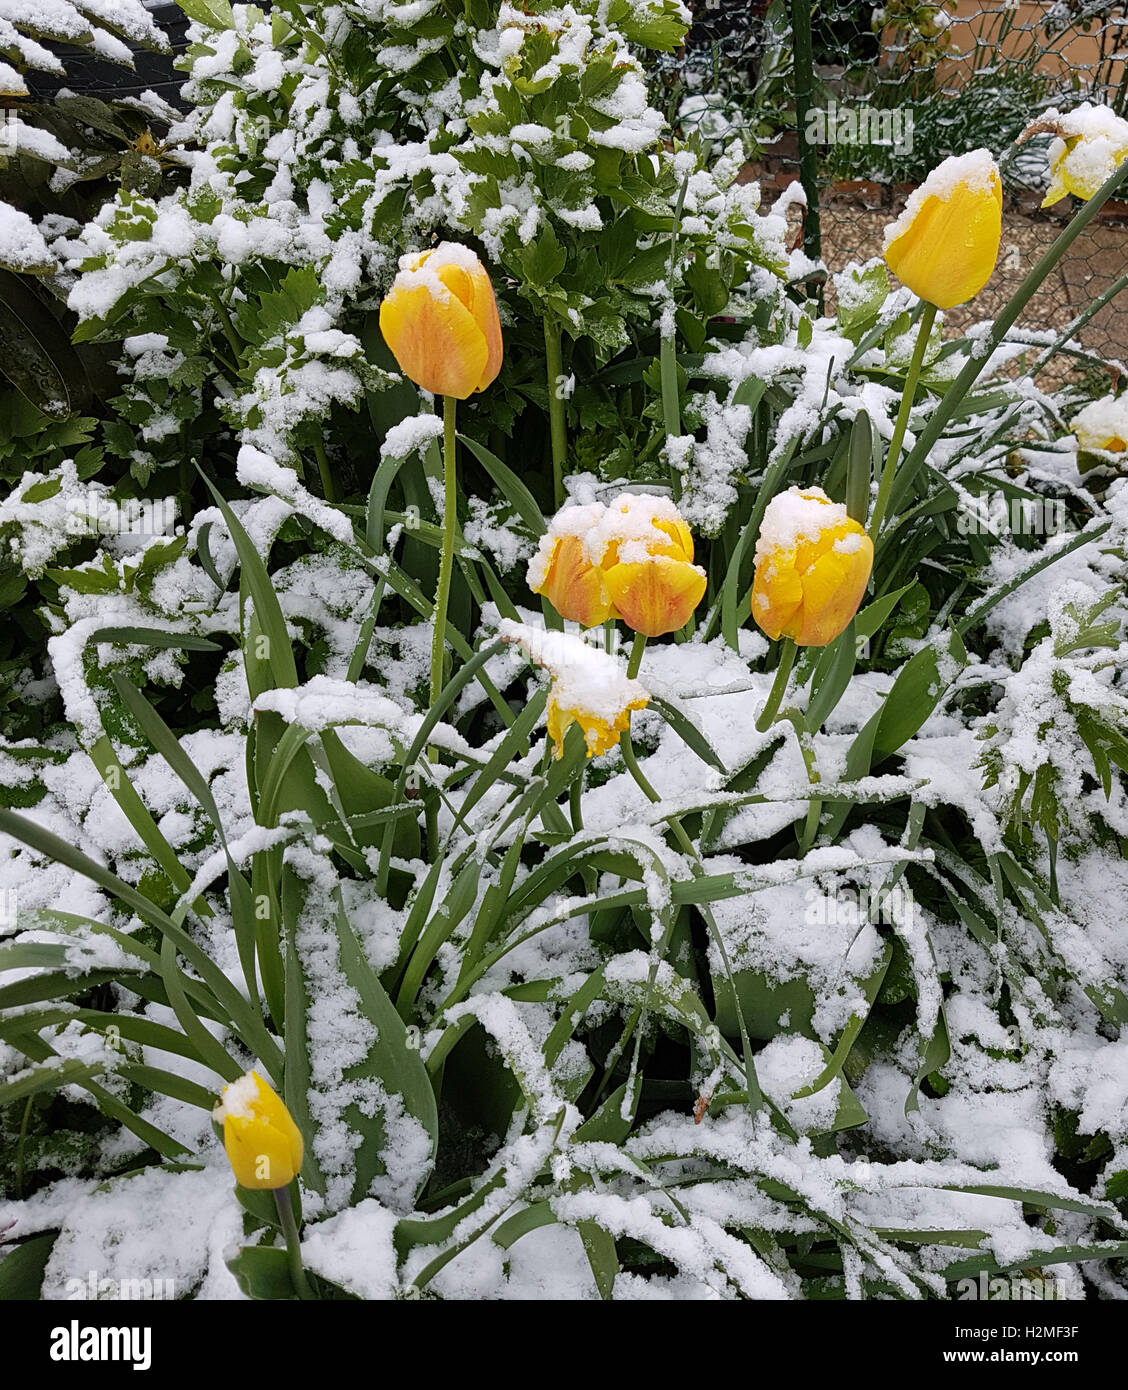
[[1071, 395, 1128, 454], [1020, 104, 1128, 207], [527, 503, 615, 627], [751, 487, 874, 647], [498, 618, 648, 759], [214, 1070, 304, 1190], [882, 151, 1002, 309], [595, 494, 707, 638], [379, 243, 503, 399]]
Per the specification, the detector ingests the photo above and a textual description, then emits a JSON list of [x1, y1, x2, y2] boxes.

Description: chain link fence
[[660, 0, 1128, 389]]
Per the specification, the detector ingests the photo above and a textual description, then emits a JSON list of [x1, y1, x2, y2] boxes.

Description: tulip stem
[[544, 321, 568, 509], [274, 1185, 314, 1300], [757, 639, 796, 733], [430, 396, 459, 738], [626, 630, 647, 681], [867, 301, 937, 542]]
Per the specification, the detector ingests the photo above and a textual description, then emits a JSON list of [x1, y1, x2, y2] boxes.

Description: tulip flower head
[[214, 1070, 304, 1190], [529, 494, 706, 638], [379, 243, 503, 400], [1071, 394, 1128, 455], [1020, 103, 1128, 207], [882, 150, 1002, 309], [498, 618, 648, 758], [752, 487, 874, 647]]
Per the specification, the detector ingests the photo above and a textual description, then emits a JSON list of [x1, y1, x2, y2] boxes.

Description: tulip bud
[[214, 1070, 304, 1191], [882, 151, 1002, 309], [1071, 394, 1128, 454], [379, 243, 503, 399], [1020, 103, 1128, 207], [751, 486, 874, 647]]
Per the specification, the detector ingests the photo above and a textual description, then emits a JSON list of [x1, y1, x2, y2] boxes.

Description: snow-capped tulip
[[882, 151, 1002, 309], [214, 1070, 304, 1190], [751, 487, 874, 647], [379, 243, 503, 399], [1071, 395, 1128, 454], [546, 685, 648, 758], [527, 503, 615, 627], [1020, 104, 1128, 207], [596, 494, 707, 638], [498, 619, 648, 758]]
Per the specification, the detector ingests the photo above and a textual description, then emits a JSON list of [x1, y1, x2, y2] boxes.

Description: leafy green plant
[[1, 0, 1128, 1303]]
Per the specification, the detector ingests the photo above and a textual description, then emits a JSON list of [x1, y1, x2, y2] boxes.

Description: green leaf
[[332, 895, 439, 1203], [609, 0, 690, 51], [0, 1234, 57, 1300], [175, 0, 234, 32], [457, 433, 545, 536], [835, 261, 889, 343], [519, 224, 567, 288]]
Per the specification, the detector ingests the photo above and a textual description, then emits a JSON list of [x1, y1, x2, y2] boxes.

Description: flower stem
[[868, 301, 937, 541], [273, 1185, 314, 1300], [756, 639, 796, 732], [430, 396, 458, 732], [544, 321, 567, 510], [626, 630, 647, 680]]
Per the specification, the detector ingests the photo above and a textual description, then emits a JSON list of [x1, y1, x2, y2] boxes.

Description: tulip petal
[[604, 555, 707, 638], [884, 154, 1002, 309], [532, 534, 615, 627], [751, 491, 874, 648], [380, 281, 489, 400], [547, 691, 646, 758]]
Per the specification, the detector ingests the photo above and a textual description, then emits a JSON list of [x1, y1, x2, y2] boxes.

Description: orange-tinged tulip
[[751, 486, 874, 647], [214, 1070, 304, 1190], [379, 243, 503, 399], [882, 151, 1002, 309], [1071, 394, 1128, 454], [527, 503, 614, 627], [603, 553, 707, 639], [530, 495, 706, 637], [592, 494, 706, 638]]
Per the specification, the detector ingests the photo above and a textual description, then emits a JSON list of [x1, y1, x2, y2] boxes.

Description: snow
[[0, 200, 52, 273], [1072, 393, 1128, 453], [4, 0, 1128, 1307], [498, 619, 648, 725]]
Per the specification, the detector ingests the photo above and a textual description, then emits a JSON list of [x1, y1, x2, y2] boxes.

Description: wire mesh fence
[[660, 0, 1128, 387]]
